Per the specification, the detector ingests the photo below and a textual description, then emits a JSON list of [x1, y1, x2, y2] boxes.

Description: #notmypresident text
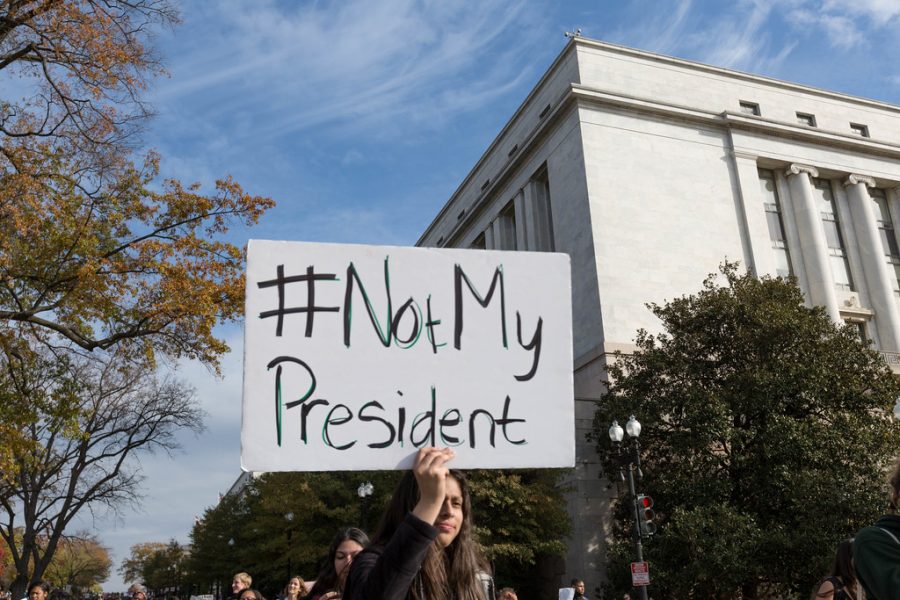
[[241, 240, 574, 472]]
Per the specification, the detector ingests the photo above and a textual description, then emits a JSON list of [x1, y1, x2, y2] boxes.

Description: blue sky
[[82, 0, 900, 590]]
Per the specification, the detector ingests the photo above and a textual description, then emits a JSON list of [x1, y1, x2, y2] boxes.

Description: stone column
[[785, 164, 841, 323], [844, 174, 900, 351]]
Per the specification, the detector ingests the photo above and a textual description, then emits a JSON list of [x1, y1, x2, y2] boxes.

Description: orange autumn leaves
[[0, 1, 274, 479]]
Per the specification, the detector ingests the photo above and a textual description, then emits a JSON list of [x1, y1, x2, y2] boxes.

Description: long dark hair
[[812, 539, 856, 599], [309, 527, 369, 597], [371, 469, 487, 600], [830, 539, 856, 589]]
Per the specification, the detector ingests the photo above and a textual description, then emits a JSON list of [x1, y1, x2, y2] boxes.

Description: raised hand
[[410, 446, 455, 525]]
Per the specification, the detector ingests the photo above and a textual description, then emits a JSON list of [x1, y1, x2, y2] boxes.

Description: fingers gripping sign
[[411, 447, 455, 525]]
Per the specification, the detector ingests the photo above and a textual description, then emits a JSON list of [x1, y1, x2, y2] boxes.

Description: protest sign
[[241, 240, 574, 471]]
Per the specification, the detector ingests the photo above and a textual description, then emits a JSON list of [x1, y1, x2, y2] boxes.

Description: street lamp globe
[[608, 420, 624, 443], [358, 481, 374, 498], [625, 415, 641, 438], [285, 511, 294, 522]]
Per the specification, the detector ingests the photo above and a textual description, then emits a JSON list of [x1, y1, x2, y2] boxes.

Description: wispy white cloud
[[154, 0, 543, 142], [606, 0, 796, 74], [822, 0, 900, 25], [786, 0, 900, 50], [695, 0, 777, 70], [819, 14, 865, 49]]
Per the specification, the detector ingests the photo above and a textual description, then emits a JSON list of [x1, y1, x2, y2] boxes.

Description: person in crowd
[[282, 575, 307, 600], [308, 527, 370, 600], [127, 585, 147, 600], [239, 590, 265, 600], [232, 573, 253, 600], [855, 457, 900, 599], [811, 539, 858, 599], [343, 447, 493, 600], [27, 581, 50, 600], [571, 579, 586, 600], [497, 588, 517, 600]]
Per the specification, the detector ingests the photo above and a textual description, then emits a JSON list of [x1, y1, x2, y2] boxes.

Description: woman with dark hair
[[239, 589, 266, 600], [343, 447, 492, 600], [27, 581, 51, 600], [811, 539, 858, 600], [309, 527, 370, 600]]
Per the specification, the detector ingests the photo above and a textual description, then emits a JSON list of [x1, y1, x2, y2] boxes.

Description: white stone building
[[416, 37, 900, 591]]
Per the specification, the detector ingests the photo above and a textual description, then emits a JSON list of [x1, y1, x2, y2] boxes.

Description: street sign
[[631, 561, 650, 587]]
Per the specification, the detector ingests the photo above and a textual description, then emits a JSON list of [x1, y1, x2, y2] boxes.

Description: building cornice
[[570, 84, 900, 161], [416, 39, 580, 246], [572, 37, 900, 116]]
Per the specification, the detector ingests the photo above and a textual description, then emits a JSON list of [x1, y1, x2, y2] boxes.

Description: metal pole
[[287, 528, 293, 581], [625, 449, 649, 600]]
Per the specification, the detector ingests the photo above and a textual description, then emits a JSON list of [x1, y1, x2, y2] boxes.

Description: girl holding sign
[[343, 447, 492, 600]]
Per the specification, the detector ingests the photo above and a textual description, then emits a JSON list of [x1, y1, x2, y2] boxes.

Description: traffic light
[[636, 494, 656, 537]]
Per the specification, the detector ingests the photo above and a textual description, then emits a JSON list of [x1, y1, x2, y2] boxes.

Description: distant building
[[416, 36, 900, 589]]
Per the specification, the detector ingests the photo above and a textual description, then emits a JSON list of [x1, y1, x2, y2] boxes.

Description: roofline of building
[[416, 38, 581, 246], [417, 36, 900, 247], [576, 37, 900, 114]]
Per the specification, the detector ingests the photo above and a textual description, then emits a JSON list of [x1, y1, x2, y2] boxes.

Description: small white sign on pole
[[241, 240, 574, 471], [631, 562, 650, 587]]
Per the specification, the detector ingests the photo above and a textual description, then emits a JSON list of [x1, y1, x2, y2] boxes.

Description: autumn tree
[[119, 541, 168, 587], [0, 1, 274, 478], [0, 349, 203, 598], [591, 265, 900, 599], [43, 533, 112, 594]]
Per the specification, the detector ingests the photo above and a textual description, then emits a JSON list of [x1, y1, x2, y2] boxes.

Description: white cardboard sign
[[241, 240, 574, 471]]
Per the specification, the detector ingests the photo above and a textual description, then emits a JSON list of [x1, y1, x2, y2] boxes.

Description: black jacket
[[344, 513, 438, 600], [856, 514, 900, 600]]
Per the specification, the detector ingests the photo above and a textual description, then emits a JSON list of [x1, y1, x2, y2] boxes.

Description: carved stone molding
[[843, 173, 876, 188], [785, 163, 819, 178]]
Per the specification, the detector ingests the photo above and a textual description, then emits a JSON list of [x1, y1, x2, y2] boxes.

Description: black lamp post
[[609, 415, 649, 600], [285, 511, 295, 581]]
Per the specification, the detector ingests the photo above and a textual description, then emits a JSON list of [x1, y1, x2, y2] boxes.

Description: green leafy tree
[[591, 264, 900, 599], [143, 540, 188, 596], [469, 469, 570, 599]]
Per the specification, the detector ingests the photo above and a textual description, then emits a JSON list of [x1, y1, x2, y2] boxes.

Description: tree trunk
[[11, 573, 29, 600]]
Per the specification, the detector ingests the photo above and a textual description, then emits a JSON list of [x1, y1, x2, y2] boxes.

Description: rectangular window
[[850, 123, 870, 137], [530, 169, 555, 252], [470, 232, 486, 250], [739, 101, 761, 116], [797, 112, 817, 127], [871, 188, 900, 295], [813, 178, 854, 291], [496, 201, 517, 250], [846, 319, 868, 342], [758, 169, 792, 278]]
